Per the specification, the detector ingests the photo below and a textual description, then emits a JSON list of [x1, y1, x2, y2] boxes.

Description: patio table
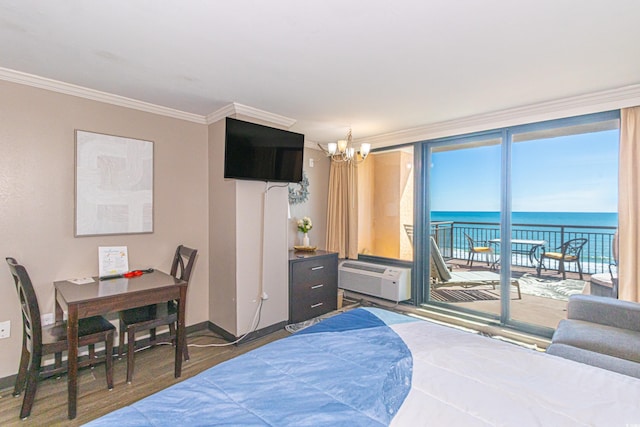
[[488, 238, 546, 269]]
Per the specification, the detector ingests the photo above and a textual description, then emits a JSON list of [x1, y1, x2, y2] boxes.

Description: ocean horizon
[[431, 211, 618, 228]]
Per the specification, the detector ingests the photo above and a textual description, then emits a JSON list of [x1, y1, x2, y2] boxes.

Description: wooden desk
[[54, 270, 187, 419]]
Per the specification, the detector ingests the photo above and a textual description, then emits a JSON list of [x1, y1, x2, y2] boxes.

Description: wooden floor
[[0, 330, 289, 426]]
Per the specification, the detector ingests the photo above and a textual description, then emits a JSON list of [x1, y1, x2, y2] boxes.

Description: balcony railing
[[430, 221, 616, 274]]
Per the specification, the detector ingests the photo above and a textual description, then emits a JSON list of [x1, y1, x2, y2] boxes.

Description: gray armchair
[[547, 294, 640, 378]]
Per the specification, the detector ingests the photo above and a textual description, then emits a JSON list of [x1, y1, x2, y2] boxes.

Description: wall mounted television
[[224, 117, 304, 183]]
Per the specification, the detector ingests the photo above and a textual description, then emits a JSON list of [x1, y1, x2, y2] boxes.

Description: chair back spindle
[[6, 258, 42, 356], [169, 245, 197, 283]]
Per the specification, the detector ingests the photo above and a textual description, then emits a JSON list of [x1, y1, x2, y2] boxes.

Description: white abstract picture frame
[[75, 130, 154, 236]]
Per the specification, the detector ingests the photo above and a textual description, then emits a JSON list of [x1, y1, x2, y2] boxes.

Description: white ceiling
[[1, 0, 640, 143]]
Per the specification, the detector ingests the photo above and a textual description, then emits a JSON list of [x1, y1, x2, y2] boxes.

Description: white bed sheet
[[389, 318, 640, 426]]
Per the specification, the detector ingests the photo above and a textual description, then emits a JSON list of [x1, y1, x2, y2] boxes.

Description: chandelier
[[327, 128, 371, 163]]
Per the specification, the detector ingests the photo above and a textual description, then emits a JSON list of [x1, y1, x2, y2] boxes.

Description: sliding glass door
[[425, 132, 503, 319], [419, 111, 620, 332], [508, 118, 619, 329]]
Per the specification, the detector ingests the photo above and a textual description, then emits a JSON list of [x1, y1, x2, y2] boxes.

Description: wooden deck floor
[[441, 259, 590, 329]]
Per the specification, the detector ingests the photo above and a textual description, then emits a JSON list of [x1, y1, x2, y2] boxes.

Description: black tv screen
[[224, 117, 304, 183]]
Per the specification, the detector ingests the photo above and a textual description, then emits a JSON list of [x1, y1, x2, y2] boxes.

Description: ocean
[[431, 211, 618, 228]]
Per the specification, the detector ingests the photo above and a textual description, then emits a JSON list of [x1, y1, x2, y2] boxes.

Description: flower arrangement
[[297, 216, 313, 233]]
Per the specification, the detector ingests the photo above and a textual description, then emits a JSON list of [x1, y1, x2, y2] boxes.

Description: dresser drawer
[[291, 256, 336, 286], [290, 293, 336, 324], [291, 281, 336, 312]]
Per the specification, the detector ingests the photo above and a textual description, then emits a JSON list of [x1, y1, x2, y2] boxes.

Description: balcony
[[427, 221, 617, 329], [432, 221, 616, 274]]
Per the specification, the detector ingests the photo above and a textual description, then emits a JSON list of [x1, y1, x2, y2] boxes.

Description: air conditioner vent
[[341, 262, 387, 274], [338, 260, 411, 302]]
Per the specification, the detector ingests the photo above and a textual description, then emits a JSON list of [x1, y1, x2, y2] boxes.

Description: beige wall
[[208, 119, 237, 333], [0, 80, 210, 378], [288, 147, 331, 250]]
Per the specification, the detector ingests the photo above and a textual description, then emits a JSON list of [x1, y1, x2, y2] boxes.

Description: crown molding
[[303, 140, 320, 150], [0, 66, 299, 128], [360, 83, 640, 147], [0, 67, 208, 124], [205, 104, 237, 124], [206, 102, 296, 128]]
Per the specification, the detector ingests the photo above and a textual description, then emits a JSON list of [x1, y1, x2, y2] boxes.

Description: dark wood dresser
[[288, 250, 338, 324]]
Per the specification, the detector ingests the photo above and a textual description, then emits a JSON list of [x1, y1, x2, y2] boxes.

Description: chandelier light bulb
[[337, 139, 348, 153], [346, 147, 355, 160], [328, 142, 337, 155], [360, 143, 371, 159]]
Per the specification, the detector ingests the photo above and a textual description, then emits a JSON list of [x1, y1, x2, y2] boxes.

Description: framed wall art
[[75, 130, 154, 236]]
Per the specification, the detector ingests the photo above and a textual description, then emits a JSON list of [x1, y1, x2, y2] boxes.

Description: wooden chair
[[536, 237, 588, 280], [118, 245, 197, 383], [6, 257, 115, 420], [464, 233, 493, 267]]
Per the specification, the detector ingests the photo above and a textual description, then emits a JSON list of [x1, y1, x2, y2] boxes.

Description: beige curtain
[[326, 160, 358, 259], [618, 106, 640, 302]]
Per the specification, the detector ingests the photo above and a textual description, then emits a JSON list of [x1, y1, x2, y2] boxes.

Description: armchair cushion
[[551, 319, 640, 363], [543, 252, 577, 261], [548, 295, 640, 379], [567, 294, 640, 332]]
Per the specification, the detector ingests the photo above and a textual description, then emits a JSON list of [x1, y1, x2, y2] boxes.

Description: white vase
[[303, 233, 310, 246]]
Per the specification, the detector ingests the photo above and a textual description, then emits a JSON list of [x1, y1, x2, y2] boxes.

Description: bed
[[85, 307, 640, 426]]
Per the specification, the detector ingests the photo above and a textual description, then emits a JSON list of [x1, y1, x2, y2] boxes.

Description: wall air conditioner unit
[[338, 260, 411, 302]]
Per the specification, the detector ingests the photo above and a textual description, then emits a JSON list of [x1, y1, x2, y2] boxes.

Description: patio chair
[[590, 232, 618, 298], [536, 237, 588, 280], [464, 233, 493, 267], [430, 237, 521, 299]]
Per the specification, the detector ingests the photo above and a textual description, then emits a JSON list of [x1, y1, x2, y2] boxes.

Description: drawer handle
[[311, 302, 324, 309], [311, 284, 324, 289], [310, 266, 325, 271]]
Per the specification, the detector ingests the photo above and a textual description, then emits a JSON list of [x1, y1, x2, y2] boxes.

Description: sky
[[430, 129, 619, 213]]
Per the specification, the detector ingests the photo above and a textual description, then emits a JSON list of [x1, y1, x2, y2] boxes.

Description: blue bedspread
[[85, 308, 414, 426]]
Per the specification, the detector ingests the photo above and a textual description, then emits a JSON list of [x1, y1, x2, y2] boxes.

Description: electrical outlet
[[0, 321, 10, 339], [42, 313, 55, 326]]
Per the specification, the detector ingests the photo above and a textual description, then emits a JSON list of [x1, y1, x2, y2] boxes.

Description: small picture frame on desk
[[98, 246, 129, 278]]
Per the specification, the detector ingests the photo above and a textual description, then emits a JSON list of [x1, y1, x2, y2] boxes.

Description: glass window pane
[[509, 126, 619, 328], [358, 146, 414, 261], [428, 136, 502, 318]]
